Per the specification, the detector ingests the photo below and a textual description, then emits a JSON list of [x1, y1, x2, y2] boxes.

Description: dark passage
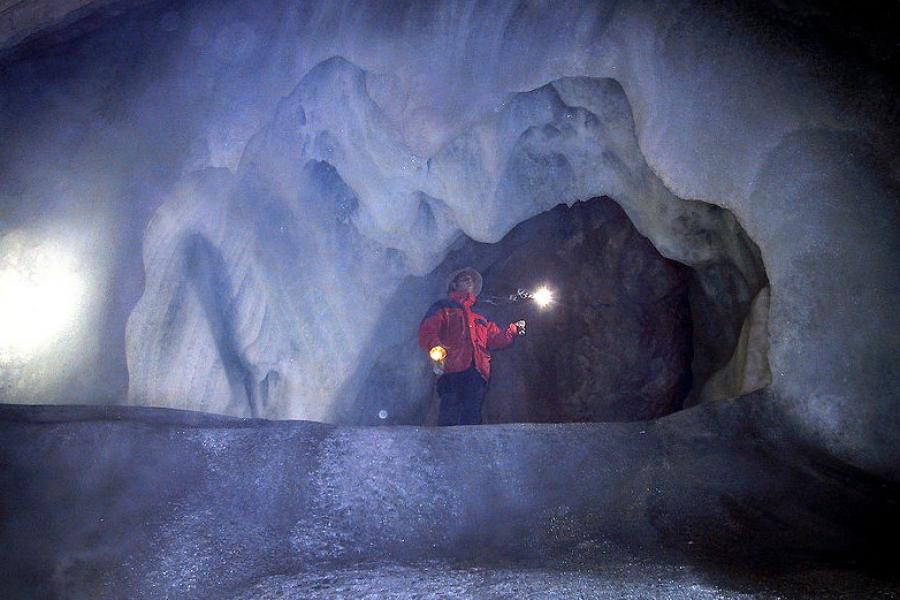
[[349, 196, 767, 425], [476, 197, 694, 423]]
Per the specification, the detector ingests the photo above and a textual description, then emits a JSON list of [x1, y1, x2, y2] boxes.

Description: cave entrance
[[424, 195, 769, 424], [348, 194, 769, 425], [471, 196, 692, 423]]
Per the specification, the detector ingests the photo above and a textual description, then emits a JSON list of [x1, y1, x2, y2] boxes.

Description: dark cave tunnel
[[348, 195, 770, 426]]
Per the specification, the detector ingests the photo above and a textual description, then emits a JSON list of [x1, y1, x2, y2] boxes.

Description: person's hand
[[514, 320, 526, 336], [429, 346, 447, 375]]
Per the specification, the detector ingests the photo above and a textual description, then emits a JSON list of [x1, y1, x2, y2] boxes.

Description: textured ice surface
[[227, 563, 900, 600], [125, 58, 766, 422], [1, 403, 897, 598]]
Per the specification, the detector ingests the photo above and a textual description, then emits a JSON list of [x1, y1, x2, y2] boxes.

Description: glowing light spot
[[378, 410, 388, 420], [532, 286, 553, 309], [0, 247, 85, 360], [429, 346, 447, 362]]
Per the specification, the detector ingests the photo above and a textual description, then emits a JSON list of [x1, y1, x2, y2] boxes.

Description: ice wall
[[126, 58, 765, 421], [0, 0, 897, 475]]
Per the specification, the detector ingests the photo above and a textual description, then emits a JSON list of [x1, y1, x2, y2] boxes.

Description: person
[[417, 267, 525, 425]]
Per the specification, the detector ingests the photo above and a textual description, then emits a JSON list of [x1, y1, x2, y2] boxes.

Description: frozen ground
[[1, 403, 897, 599], [228, 561, 899, 599]]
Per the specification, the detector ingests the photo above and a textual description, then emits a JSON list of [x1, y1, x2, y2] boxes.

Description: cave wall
[[125, 65, 769, 422], [0, 0, 897, 475], [0, 0, 118, 53]]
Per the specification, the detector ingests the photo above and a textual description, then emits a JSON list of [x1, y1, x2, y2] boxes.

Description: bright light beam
[[0, 247, 84, 360], [532, 286, 553, 309]]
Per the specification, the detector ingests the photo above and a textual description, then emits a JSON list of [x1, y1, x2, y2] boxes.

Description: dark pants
[[436, 366, 487, 426]]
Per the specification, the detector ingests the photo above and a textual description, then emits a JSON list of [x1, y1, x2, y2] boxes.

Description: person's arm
[[486, 320, 519, 350], [418, 304, 446, 351]]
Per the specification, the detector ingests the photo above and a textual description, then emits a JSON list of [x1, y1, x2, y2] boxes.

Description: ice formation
[[0, 0, 897, 477], [1, 2, 899, 597]]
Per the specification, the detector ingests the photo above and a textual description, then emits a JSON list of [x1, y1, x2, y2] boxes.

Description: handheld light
[[531, 286, 553, 308]]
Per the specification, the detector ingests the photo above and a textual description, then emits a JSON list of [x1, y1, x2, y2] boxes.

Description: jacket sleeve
[[418, 306, 445, 351], [486, 321, 517, 350]]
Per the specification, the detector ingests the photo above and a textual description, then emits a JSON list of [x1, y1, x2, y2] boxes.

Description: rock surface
[[0, 0, 145, 55], [481, 198, 693, 422]]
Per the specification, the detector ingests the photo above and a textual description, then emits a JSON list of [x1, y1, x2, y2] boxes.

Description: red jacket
[[418, 290, 518, 381]]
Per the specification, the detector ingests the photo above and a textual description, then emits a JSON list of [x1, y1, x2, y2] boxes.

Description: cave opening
[[350, 194, 770, 425], [474, 196, 695, 424]]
